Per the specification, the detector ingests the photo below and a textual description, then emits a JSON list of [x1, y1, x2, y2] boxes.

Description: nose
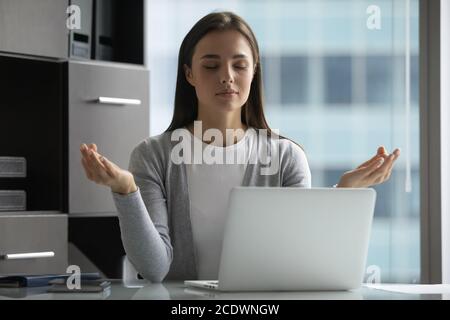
[[220, 65, 234, 84]]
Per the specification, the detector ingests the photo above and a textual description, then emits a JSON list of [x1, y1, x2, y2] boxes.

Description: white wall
[[441, 0, 450, 284]]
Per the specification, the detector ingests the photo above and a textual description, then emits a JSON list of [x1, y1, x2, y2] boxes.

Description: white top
[[185, 128, 255, 280]]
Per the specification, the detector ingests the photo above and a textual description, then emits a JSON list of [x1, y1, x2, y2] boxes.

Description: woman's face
[[184, 30, 255, 115]]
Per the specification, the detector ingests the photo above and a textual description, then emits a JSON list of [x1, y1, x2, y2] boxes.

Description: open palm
[[337, 146, 401, 188]]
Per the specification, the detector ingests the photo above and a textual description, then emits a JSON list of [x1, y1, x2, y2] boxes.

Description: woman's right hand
[[80, 143, 137, 195]]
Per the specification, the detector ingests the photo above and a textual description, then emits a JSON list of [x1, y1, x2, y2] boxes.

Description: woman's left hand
[[337, 146, 401, 188]]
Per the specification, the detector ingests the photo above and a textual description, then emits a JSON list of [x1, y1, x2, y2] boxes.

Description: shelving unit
[[0, 0, 149, 278]]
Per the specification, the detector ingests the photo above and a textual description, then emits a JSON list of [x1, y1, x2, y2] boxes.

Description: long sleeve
[[111, 141, 173, 282], [281, 141, 312, 188]]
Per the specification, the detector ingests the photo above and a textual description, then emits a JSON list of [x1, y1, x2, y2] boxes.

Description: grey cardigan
[[111, 129, 311, 282]]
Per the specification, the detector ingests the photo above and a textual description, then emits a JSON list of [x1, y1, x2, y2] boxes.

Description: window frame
[[419, 0, 442, 284]]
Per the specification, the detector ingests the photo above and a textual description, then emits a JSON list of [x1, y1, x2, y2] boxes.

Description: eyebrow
[[200, 54, 249, 60]]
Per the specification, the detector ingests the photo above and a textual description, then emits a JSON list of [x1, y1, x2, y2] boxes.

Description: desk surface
[[0, 281, 449, 300]]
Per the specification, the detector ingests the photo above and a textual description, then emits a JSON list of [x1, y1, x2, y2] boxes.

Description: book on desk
[[0, 273, 101, 288], [47, 278, 111, 293]]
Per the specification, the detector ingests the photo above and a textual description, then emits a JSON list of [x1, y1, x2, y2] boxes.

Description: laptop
[[184, 187, 376, 292]]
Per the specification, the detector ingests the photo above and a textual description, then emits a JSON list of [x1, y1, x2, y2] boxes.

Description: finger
[[88, 143, 98, 152], [81, 157, 92, 179], [369, 149, 400, 184], [88, 149, 109, 181], [377, 146, 387, 155], [81, 157, 94, 180], [392, 148, 401, 159], [81, 147, 98, 168], [83, 152, 103, 180], [357, 157, 385, 175], [381, 151, 400, 181], [89, 149, 106, 170], [81, 147, 96, 171], [81, 144, 98, 164], [358, 151, 390, 169], [369, 153, 395, 180], [386, 152, 400, 169], [99, 155, 117, 178], [357, 146, 389, 169], [80, 143, 90, 158], [357, 155, 378, 169]]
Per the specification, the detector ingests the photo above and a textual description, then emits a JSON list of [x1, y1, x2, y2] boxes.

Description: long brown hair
[[165, 11, 299, 147]]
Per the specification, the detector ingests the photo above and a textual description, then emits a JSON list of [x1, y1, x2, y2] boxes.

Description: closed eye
[[203, 66, 248, 70]]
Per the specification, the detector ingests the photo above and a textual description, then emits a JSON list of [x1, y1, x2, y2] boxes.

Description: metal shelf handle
[[96, 97, 141, 106], [1, 251, 55, 260]]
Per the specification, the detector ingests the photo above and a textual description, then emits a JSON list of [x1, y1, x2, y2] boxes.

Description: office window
[[261, 55, 310, 107], [324, 56, 352, 105], [147, 0, 420, 283], [366, 55, 393, 106], [280, 56, 309, 105], [411, 55, 419, 104], [261, 55, 280, 106]]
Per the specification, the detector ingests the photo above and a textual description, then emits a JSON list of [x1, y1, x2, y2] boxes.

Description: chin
[[216, 102, 242, 113]]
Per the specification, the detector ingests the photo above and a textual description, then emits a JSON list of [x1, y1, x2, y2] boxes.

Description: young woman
[[80, 11, 400, 282]]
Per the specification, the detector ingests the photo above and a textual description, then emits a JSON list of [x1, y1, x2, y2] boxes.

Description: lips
[[216, 90, 238, 95]]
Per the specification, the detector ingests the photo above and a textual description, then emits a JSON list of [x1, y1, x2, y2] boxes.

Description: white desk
[[0, 281, 449, 300]]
